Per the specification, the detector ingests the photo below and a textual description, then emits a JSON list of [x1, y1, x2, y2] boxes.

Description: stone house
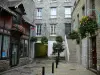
[[33, 0, 72, 56], [72, 0, 100, 73]]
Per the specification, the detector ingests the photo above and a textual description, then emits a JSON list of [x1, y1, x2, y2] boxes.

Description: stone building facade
[[72, 0, 100, 72], [33, 0, 72, 56]]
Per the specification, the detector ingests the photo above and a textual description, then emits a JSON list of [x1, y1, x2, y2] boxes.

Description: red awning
[[11, 24, 25, 34]]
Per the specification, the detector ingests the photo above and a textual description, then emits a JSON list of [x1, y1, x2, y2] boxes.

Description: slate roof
[[0, 0, 17, 16]]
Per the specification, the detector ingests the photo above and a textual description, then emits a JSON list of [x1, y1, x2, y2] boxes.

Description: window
[[36, 24, 42, 36], [20, 39, 29, 57], [36, 8, 42, 19], [24, 40, 29, 57], [82, 6, 85, 16], [0, 35, 2, 58], [50, 7, 57, 18], [50, 24, 56, 35], [65, 7, 71, 18], [2, 36, 10, 58], [51, 0, 57, 3], [65, 23, 71, 38]]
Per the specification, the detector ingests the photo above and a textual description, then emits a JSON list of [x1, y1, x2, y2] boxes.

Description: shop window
[[2, 36, 10, 58], [24, 40, 29, 56], [20, 39, 24, 57], [20, 39, 29, 57], [0, 35, 2, 58]]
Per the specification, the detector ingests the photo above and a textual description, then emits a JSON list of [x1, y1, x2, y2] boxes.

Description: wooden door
[[91, 36, 97, 69]]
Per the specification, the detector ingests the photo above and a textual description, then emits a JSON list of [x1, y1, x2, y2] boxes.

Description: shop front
[[10, 24, 25, 66]]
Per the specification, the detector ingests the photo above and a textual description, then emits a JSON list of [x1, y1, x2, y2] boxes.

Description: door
[[91, 36, 97, 69], [10, 37, 20, 67], [11, 44, 18, 66]]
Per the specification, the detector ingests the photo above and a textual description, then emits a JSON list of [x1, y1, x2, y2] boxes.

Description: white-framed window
[[50, 7, 57, 18], [36, 24, 42, 36], [65, 7, 71, 18], [36, 8, 42, 19], [65, 0, 71, 2], [50, 24, 56, 35], [51, 0, 57, 3]]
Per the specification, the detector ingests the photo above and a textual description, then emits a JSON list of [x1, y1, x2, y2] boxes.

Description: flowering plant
[[79, 16, 98, 38]]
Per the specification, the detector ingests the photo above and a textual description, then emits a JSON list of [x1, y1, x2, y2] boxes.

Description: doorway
[[91, 36, 97, 69], [10, 37, 20, 67]]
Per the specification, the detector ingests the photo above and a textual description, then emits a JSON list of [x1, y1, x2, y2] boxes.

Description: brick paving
[[0, 58, 96, 75]]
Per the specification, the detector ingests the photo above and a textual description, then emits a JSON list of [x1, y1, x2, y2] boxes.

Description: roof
[[0, 0, 17, 16], [22, 16, 35, 27]]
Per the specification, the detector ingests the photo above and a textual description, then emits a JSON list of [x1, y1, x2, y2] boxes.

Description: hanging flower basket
[[69, 30, 80, 44], [79, 16, 98, 38]]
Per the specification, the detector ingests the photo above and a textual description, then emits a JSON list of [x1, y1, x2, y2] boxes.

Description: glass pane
[[2, 36, 10, 58], [24, 40, 28, 56], [20, 40, 24, 57], [0, 35, 2, 58]]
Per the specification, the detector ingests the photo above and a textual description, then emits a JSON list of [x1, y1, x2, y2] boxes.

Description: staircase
[[67, 39, 77, 63], [64, 35, 77, 63]]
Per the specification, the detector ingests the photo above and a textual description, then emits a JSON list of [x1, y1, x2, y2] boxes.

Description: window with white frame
[[36, 24, 42, 36], [50, 24, 56, 35], [65, 7, 71, 18], [36, 8, 42, 19], [50, 7, 57, 18]]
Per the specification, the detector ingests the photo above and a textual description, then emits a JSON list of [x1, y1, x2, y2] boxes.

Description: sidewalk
[[0, 59, 96, 75], [54, 63, 96, 75]]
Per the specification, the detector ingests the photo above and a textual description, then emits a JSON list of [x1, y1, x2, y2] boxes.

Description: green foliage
[[30, 36, 37, 42], [56, 36, 63, 43], [69, 30, 80, 44], [69, 31, 79, 40], [79, 16, 98, 38], [41, 36, 48, 44], [52, 42, 64, 54]]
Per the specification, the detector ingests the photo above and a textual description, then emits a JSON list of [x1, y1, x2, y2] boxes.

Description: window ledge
[[36, 35, 42, 37], [64, 17, 71, 19], [50, 35, 57, 36]]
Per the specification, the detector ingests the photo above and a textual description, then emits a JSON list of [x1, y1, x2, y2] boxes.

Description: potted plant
[[69, 30, 80, 44], [30, 36, 37, 42], [41, 36, 48, 44]]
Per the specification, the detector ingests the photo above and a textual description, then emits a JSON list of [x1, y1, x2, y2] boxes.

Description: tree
[[41, 36, 48, 44], [52, 36, 64, 54]]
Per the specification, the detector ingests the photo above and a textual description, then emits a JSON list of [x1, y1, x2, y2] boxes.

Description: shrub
[[41, 36, 48, 44], [30, 36, 37, 42], [56, 36, 63, 43]]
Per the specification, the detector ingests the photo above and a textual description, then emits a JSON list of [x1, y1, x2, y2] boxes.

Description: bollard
[[55, 57, 58, 68], [97, 65, 100, 75], [42, 67, 45, 75], [52, 62, 54, 73]]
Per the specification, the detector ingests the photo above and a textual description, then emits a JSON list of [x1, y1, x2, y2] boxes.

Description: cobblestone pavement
[[0, 58, 96, 75]]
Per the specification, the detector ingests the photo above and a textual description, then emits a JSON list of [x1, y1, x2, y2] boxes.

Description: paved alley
[[0, 58, 96, 75]]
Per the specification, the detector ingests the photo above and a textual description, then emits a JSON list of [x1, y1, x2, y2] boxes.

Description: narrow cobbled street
[[0, 58, 96, 75]]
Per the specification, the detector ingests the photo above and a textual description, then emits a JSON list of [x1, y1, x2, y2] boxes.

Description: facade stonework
[[72, 0, 100, 72]]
